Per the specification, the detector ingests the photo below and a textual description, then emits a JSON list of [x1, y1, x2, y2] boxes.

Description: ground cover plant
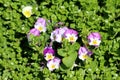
[[0, 0, 120, 80]]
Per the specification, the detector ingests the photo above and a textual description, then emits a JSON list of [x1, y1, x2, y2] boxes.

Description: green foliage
[[0, 0, 120, 80]]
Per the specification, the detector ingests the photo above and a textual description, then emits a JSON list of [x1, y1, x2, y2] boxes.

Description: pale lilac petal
[[88, 32, 101, 40], [35, 18, 46, 27], [64, 29, 78, 36], [29, 28, 40, 36], [57, 22, 64, 25], [53, 57, 61, 64], [59, 27, 68, 35], [78, 47, 88, 55]]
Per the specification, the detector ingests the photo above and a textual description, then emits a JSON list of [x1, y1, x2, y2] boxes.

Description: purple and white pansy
[[64, 29, 78, 43], [78, 46, 92, 61], [34, 18, 46, 32], [87, 32, 101, 46], [47, 57, 61, 71], [43, 46, 55, 61]]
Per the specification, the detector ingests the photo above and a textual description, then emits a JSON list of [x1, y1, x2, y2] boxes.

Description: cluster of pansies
[[43, 47, 61, 71], [28, 18, 46, 36], [50, 27, 78, 43], [23, 6, 101, 71]]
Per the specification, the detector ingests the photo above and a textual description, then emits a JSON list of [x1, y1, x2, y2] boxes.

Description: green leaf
[[62, 52, 77, 68], [70, 42, 80, 51], [57, 49, 67, 57], [59, 63, 70, 71]]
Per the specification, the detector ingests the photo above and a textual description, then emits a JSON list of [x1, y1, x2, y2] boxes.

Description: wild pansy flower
[[87, 32, 101, 46], [34, 18, 46, 32], [47, 57, 61, 71], [43, 46, 55, 61], [50, 27, 68, 43], [50, 28, 62, 43], [78, 46, 92, 61], [64, 29, 78, 43], [22, 6, 32, 18], [28, 28, 40, 36]]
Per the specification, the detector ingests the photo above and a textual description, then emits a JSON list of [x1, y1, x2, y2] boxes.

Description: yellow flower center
[[24, 10, 31, 17], [38, 26, 43, 31], [51, 64, 55, 69], [93, 40, 98, 45], [82, 54, 88, 59], [69, 36, 74, 41], [46, 54, 54, 60]]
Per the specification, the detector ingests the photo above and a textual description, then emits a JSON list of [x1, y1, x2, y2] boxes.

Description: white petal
[[78, 54, 88, 61], [89, 39, 101, 46], [68, 34, 77, 42], [50, 33, 55, 41], [55, 35, 62, 43], [47, 61, 55, 71]]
